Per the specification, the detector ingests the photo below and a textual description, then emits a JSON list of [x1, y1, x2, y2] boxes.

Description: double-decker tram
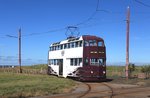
[[48, 35, 106, 81]]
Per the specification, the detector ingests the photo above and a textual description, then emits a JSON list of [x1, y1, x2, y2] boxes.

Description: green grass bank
[[0, 72, 75, 98]]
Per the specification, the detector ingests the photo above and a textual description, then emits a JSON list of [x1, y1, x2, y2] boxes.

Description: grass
[[0, 72, 75, 98]]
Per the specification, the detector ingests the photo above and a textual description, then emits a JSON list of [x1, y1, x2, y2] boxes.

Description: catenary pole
[[19, 28, 22, 73], [126, 6, 130, 80]]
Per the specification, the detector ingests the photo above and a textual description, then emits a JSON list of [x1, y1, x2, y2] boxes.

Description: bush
[[128, 63, 136, 78], [140, 65, 150, 79]]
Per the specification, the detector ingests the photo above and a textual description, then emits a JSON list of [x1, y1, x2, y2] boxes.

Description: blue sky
[[0, 0, 150, 65]]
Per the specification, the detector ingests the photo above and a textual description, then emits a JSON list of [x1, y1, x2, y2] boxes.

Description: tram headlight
[[103, 71, 106, 74]]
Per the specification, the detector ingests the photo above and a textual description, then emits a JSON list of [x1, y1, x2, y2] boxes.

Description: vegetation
[[141, 65, 150, 73], [140, 65, 150, 79], [106, 65, 150, 78], [128, 63, 136, 78], [107, 65, 150, 86], [0, 64, 49, 74], [22, 64, 48, 70], [0, 72, 75, 98], [0, 64, 150, 97]]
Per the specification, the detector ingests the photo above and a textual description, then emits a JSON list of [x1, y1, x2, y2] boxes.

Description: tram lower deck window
[[49, 59, 59, 65], [70, 58, 82, 66]]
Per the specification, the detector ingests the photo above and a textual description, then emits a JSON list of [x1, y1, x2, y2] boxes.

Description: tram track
[[101, 83, 114, 98], [40, 82, 150, 98], [77, 82, 114, 98], [76, 82, 150, 98], [107, 87, 150, 98], [77, 83, 91, 98]]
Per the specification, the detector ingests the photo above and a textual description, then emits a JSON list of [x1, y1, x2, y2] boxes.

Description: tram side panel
[[48, 46, 83, 77], [62, 47, 83, 77], [48, 50, 62, 76]]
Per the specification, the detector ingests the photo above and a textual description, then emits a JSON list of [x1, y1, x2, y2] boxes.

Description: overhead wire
[[134, 0, 150, 8], [22, 27, 66, 37], [74, 11, 97, 26], [74, 0, 109, 27], [19, 0, 102, 37], [4, 0, 107, 38], [3, 0, 150, 38]]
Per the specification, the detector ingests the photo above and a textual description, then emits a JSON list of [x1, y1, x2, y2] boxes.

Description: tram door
[[58, 59, 63, 75]]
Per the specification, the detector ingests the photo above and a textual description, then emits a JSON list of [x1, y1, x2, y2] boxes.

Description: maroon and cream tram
[[48, 35, 106, 81]]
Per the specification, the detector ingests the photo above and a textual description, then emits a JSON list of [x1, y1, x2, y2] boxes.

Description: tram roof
[[50, 35, 104, 46]]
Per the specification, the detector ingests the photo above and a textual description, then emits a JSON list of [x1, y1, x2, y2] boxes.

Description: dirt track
[[33, 82, 150, 98]]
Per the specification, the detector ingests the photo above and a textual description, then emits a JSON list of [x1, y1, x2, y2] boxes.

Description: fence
[[0, 67, 47, 75]]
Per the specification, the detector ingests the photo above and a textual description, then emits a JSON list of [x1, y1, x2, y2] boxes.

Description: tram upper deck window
[[64, 44, 67, 49], [53, 46, 56, 51], [60, 44, 63, 49], [70, 42, 75, 48], [75, 42, 78, 47], [84, 41, 89, 46], [67, 43, 70, 48], [79, 41, 83, 47], [50, 47, 52, 51], [51, 47, 54, 51], [56, 46, 59, 50], [98, 41, 103, 46], [75, 41, 83, 47]]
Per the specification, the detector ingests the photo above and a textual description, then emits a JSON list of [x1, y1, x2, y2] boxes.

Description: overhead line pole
[[19, 28, 22, 73], [126, 6, 130, 80]]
